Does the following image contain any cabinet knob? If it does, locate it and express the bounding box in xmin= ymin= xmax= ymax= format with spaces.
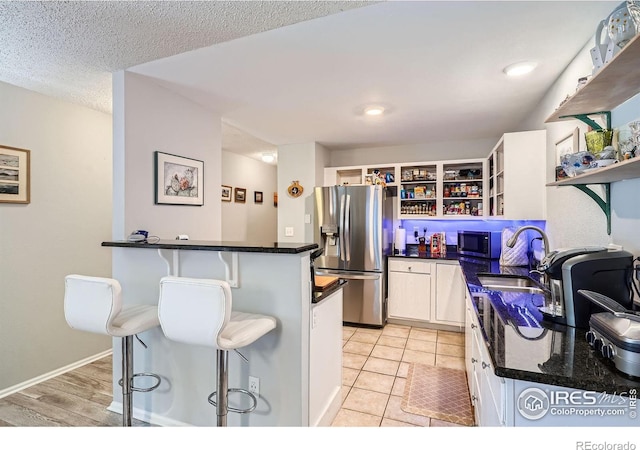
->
xmin=408 ymin=266 xmax=412 ymax=271
xmin=482 ymin=361 xmax=490 ymax=370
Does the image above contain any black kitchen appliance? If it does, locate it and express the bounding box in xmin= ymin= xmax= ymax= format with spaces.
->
xmin=457 ymin=230 xmax=502 ymax=259
xmin=537 ymin=248 xmax=633 ymax=328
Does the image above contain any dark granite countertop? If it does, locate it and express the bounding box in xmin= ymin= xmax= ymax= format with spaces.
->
xmin=388 ymin=245 xmax=461 ymax=261
xmin=312 ymin=279 xmax=348 ymax=304
xmin=458 ymin=256 xmax=640 ymax=394
xmin=102 ymin=239 xmax=318 ymax=254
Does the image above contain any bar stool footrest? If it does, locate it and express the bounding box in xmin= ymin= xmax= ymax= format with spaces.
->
xmin=118 ymin=372 xmax=162 ymax=392
xmin=208 ymin=388 xmax=257 ymax=414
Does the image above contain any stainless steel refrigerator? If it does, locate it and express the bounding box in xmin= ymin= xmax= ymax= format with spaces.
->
xmin=313 ymin=185 xmax=393 ymax=327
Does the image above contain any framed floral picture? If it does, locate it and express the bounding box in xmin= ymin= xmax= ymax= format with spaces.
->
xmin=154 ymin=151 xmax=204 ymax=206
xmin=234 ymin=187 xmax=246 ymax=203
xmin=0 ymin=145 xmax=30 ymax=204
xmin=221 ymin=185 xmax=232 ymax=202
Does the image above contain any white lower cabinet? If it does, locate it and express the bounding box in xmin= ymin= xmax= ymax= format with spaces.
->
xmin=388 ymin=259 xmax=431 ymax=321
xmin=433 ymin=261 xmax=465 ymax=327
xmin=388 ymin=258 xmax=464 ymax=328
xmin=309 ymin=289 xmax=343 ymax=426
xmin=465 ymin=290 xmax=513 ymax=426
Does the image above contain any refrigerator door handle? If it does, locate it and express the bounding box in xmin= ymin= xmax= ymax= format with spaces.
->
xmin=344 ymin=193 xmax=351 ymax=262
xmin=339 ymin=193 xmax=346 ymax=262
xmin=315 ymin=269 xmax=380 ymax=280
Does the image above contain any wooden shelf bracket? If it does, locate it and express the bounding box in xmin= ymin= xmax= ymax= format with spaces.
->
xmin=572 ymin=183 xmax=611 ymax=235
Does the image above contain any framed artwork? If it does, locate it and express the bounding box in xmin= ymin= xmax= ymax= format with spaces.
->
xmin=254 ymin=191 xmax=263 ymax=203
xmin=221 ymin=185 xmax=232 ymax=202
xmin=234 ymin=187 xmax=246 ymax=203
xmin=154 ymin=151 xmax=204 ymax=206
xmin=0 ymin=145 xmax=30 ymax=204
xmin=555 ymin=127 xmax=579 ymax=165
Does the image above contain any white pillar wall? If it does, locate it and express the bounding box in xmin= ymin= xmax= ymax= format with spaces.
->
xmin=277 ymin=142 xmax=329 ymax=243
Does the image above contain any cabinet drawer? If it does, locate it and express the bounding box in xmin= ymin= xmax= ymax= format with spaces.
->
xmin=388 ymin=259 xmax=431 ymax=274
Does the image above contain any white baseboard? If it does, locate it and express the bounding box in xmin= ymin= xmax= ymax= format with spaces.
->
xmin=0 ymin=349 xmax=112 ymax=399
xmin=312 ymin=386 xmax=342 ymax=427
xmin=108 ymin=401 xmax=195 ymax=427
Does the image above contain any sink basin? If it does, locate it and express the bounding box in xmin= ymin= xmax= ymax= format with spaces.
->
xmin=476 ymin=273 xmax=546 ymax=294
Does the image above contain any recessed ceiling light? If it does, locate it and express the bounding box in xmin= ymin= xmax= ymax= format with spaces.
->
xmin=364 ymin=106 xmax=385 ymax=116
xmin=261 ymin=152 xmax=275 ymax=163
xmin=503 ymin=61 xmax=537 ymax=77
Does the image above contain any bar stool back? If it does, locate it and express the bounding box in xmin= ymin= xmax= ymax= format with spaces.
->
xmin=158 ymin=276 xmax=276 ymax=426
xmin=64 ymin=274 xmax=161 ymax=426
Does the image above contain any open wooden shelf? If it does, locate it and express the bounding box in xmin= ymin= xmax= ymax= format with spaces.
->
xmin=547 ymin=157 xmax=640 ymax=186
xmin=545 ymin=33 xmax=640 ymax=123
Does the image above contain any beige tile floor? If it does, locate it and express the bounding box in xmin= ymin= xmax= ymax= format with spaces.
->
xmin=331 ymin=323 xmax=468 ymax=427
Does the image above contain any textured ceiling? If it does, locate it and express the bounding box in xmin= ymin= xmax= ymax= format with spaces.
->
xmin=0 ymin=0 xmax=374 ymax=113
xmin=132 ymin=1 xmax=620 ymax=150
xmin=0 ymin=0 xmax=623 ymax=159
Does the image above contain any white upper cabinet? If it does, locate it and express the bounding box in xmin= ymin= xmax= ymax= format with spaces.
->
xmin=486 ymin=130 xmax=546 ymax=220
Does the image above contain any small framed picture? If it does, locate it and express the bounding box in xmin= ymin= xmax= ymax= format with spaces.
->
xmin=221 ymin=185 xmax=232 ymax=202
xmin=556 ymin=127 xmax=579 ymax=165
xmin=254 ymin=191 xmax=263 ymax=203
xmin=234 ymin=187 xmax=246 ymax=203
xmin=0 ymin=145 xmax=30 ymax=204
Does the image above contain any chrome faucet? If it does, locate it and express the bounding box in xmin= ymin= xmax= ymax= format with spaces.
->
xmin=506 ymin=225 xmax=549 ymax=259
xmin=506 ymin=225 xmax=550 ymax=285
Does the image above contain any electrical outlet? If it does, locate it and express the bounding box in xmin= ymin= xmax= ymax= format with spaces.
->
xmin=285 ymin=227 xmax=294 ymax=237
xmin=249 ymin=376 xmax=260 ymax=397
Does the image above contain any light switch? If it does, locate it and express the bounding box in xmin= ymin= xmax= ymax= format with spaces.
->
xmin=304 ymin=214 xmax=311 ymax=224
xmin=285 ymin=227 xmax=294 ymax=237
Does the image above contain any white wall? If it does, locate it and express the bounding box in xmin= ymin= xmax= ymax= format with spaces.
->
xmin=518 ymin=37 xmax=640 ymax=256
xmin=221 ymin=151 xmax=277 ymax=242
xmin=0 ymin=81 xmax=112 ymax=392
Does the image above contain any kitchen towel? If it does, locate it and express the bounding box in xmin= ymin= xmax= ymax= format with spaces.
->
xmin=500 ymin=227 xmax=529 ymax=266
xmin=394 ymin=227 xmax=406 ymax=254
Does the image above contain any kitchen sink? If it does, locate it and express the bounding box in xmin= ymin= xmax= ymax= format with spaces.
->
xmin=476 ymin=273 xmax=546 ymax=294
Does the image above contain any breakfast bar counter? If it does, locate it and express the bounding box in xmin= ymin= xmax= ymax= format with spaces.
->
xmin=102 ymin=239 xmax=343 ymax=427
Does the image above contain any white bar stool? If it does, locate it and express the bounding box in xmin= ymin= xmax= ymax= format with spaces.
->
xmin=158 ymin=276 xmax=276 ymax=427
xmin=63 ymin=274 xmax=161 ymax=426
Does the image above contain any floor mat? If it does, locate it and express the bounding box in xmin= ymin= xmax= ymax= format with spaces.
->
xmin=401 ymin=363 xmax=474 ymax=426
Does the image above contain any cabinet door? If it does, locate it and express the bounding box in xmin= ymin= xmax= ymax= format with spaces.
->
xmin=502 ymin=130 xmax=546 ymax=220
xmin=434 ymin=263 xmax=465 ymax=325
xmin=388 ymin=271 xmax=430 ymax=321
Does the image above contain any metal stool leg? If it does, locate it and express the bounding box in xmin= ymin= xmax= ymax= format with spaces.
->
xmin=121 ymin=335 xmax=133 ymax=426
xmin=208 ymin=349 xmax=257 ymax=426
xmin=217 ymin=349 xmax=229 ymax=427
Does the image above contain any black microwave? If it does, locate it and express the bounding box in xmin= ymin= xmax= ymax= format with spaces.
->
xmin=457 ymin=230 xmax=502 ymax=259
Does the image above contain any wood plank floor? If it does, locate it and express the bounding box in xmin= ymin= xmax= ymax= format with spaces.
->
xmin=0 ymin=355 xmax=151 ymax=427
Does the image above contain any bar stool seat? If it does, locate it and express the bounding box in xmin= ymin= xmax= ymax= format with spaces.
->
xmin=64 ymin=274 xmax=161 ymax=426
xmin=158 ymin=276 xmax=276 ymax=427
